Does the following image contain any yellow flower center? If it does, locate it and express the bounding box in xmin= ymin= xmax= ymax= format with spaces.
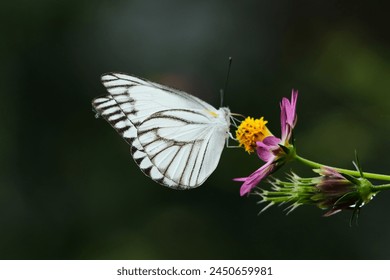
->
xmin=235 ymin=116 xmax=273 ymax=153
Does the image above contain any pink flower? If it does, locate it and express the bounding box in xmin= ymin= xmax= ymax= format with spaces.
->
xmin=235 ymin=90 xmax=299 ymax=196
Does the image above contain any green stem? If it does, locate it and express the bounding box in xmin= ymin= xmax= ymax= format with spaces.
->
xmin=295 ymin=155 xmax=390 ymax=181
xmin=372 ymin=184 xmax=390 ymax=192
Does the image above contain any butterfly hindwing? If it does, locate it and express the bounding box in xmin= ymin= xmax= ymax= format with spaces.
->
xmin=137 ymin=108 xmax=227 ymax=187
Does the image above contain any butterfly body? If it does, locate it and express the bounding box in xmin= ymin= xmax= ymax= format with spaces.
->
xmin=92 ymin=73 xmax=230 ymax=189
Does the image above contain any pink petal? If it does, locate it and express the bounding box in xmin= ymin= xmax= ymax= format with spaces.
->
xmin=263 ymin=136 xmax=281 ymax=146
xmin=256 ymin=136 xmax=280 ymax=162
xmin=280 ymin=89 xmax=298 ymax=142
xmin=284 ymin=89 xmax=298 ymax=127
xmin=239 ymin=161 xmax=275 ymax=196
xmin=233 ymin=177 xmax=247 ymax=182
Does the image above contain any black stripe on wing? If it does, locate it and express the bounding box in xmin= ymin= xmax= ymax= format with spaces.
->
xmin=92 ymin=95 xmax=136 ymax=145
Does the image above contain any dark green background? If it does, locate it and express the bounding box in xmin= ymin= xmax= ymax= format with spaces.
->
xmin=1 ymin=0 xmax=390 ymax=259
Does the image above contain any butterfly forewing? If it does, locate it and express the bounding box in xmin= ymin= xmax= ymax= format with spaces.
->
xmin=92 ymin=72 xmax=230 ymax=189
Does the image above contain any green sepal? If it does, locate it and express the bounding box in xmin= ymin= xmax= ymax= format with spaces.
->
xmin=353 ymin=150 xmax=365 ymax=178
xmin=278 ymin=144 xmax=290 ymax=155
xmin=342 ymin=173 xmax=361 ymax=186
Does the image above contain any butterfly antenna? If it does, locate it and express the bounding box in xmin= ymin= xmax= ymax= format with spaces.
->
xmin=220 ymin=56 xmax=233 ymax=107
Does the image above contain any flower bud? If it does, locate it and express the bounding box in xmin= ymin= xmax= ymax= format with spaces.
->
xmin=257 ymin=167 xmax=376 ymax=217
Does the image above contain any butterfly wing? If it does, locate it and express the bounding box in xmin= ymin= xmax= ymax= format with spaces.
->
xmin=92 ymin=72 xmax=230 ymax=189
xmin=92 ymin=95 xmax=179 ymax=188
xmin=101 ymin=73 xmax=216 ymax=123
xmin=136 ymin=108 xmax=229 ymax=188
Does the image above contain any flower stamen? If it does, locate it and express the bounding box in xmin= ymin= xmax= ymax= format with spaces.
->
xmin=235 ymin=117 xmax=273 ymax=153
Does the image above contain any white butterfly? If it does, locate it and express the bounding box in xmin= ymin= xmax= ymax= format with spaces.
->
xmin=92 ymin=72 xmax=232 ymax=190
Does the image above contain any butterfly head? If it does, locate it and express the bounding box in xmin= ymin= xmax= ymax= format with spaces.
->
xmin=214 ymin=107 xmax=231 ymax=130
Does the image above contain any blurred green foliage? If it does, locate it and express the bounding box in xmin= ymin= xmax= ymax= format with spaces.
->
xmin=1 ymin=0 xmax=390 ymax=259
